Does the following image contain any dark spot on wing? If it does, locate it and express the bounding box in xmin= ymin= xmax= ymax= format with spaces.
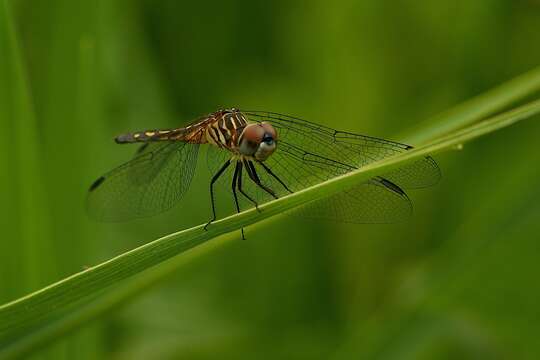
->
xmin=377 ymin=177 xmax=407 ymax=196
xmin=89 ymin=176 xmax=105 ymax=192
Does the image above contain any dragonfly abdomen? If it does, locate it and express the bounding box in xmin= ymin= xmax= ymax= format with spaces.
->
xmin=115 ymin=129 xmax=183 ymax=144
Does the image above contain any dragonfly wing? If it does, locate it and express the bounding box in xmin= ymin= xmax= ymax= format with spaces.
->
xmin=87 ymin=141 xmax=200 ymax=221
xmin=264 ymin=144 xmax=413 ymax=223
xmin=239 ymin=111 xmax=440 ymax=223
xmin=243 ymin=111 xmax=441 ymax=188
xmin=296 ymin=179 xmax=412 ymax=223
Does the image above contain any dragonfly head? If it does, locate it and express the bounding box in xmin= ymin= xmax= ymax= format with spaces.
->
xmin=239 ymin=122 xmax=278 ymax=161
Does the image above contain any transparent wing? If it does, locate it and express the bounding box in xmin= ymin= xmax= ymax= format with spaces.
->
xmin=229 ymin=110 xmax=441 ymax=223
xmin=87 ymin=141 xmax=200 ymax=221
xmin=266 ymin=145 xmax=414 ymax=223
xmin=243 ymin=111 xmax=441 ymax=188
xmin=295 ymin=180 xmax=412 ymax=223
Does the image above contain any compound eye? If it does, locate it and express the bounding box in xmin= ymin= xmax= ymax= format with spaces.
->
xmin=242 ymin=124 xmax=264 ymax=143
xmin=239 ymin=124 xmax=265 ymax=155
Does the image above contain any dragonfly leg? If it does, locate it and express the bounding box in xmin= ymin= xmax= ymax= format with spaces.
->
xmin=204 ymin=159 xmax=231 ymax=231
xmin=237 ymin=161 xmax=261 ymax=212
xmin=231 ymin=162 xmax=246 ymax=240
xmin=135 ymin=143 xmax=149 ymax=155
xmin=258 ymin=161 xmax=293 ymax=194
xmin=244 ymin=160 xmax=278 ymax=199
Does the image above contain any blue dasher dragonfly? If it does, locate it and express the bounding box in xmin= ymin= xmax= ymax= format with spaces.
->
xmin=87 ymin=108 xmax=440 ymax=238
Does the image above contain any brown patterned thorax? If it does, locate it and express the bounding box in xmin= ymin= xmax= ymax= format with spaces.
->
xmin=114 ymin=109 xmax=248 ymax=152
xmin=201 ymin=109 xmax=248 ymax=149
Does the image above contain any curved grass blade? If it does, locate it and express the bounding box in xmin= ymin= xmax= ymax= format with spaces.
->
xmin=403 ymin=65 xmax=540 ymax=144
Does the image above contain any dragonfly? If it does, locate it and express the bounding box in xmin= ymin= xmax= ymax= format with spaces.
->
xmin=87 ymin=108 xmax=440 ymax=238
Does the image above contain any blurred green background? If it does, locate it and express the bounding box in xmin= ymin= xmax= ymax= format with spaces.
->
xmin=2 ymin=0 xmax=540 ymax=359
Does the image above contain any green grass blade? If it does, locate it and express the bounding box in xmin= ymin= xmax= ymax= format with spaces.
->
xmin=1 ymin=97 xmax=539 ymax=359
xmin=0 ymin=0 xmax=52 ymax=298
xmin=403 ymin=65 xmax=540 ymax=144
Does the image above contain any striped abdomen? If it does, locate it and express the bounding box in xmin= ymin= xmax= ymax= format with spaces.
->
xmin=115 ymin=122 xmax=209 ymax=144
xmin=115 ymin=129 xmax=186 ymax=144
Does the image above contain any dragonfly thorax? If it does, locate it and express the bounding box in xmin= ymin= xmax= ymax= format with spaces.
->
xmin=238 ymin=122 xmax=278 ymax=161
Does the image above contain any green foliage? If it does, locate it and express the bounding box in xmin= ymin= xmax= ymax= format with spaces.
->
xmin=1 ymin=0 xmax=540 ymax=359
